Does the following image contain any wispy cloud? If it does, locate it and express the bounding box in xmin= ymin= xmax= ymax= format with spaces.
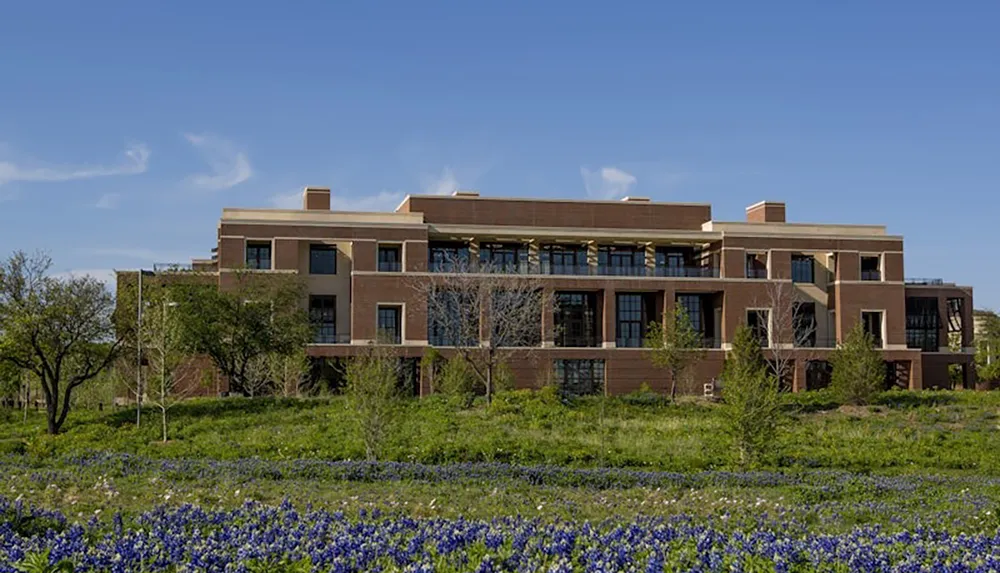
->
xmin=270 ymin=188 xmax=405 ymax=212
xmin=0 ymin=143 xmax=149 ymax=187
xmin=580 ymin=166 xmax=637 ymax=200
xmin=184 ymin=133 xmax=252 ymax=190
xmin=95 ymin=193 xmax=120 ymax=209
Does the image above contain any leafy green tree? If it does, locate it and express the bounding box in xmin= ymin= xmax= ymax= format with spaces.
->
xmin=170 ymin=270 xmax=311 ymax=397
xmin=721 ymin=324 xmax=782 ymax=468
xmin=438 ymin=356 xmax=477 ymax=407
xmin=0 ymin=251 xmax=121 ymax=434
xmin=344 ymin=343 xmax=401 ymax=461
xmin=829 ymin=323 xmax=885 ymax=405
xmin=975 ymin=310 xmax=1000 ymax=383
xmin=644 ymin=305 xmax=705 ymax=401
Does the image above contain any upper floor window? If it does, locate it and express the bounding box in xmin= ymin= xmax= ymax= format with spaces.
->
xmin=746 ymin=253 xmax=768 ymax=279
xmin=793 ymin=302 xmax=817 ymax=347
xmin=554 ymin=292 xmax=598 ymax=347
xmin=309 ymin=244 xmax=337 ymax=275
xmin=378 ymin=245 xmax=402 ymax=272
xmin=597 ymin=246 xmax=646 ymax=276
xmin=246 ymin=241 xmax=272 ymax=270
xmin=540 ymin=245 xmax=589 ymax=275
xmin=906 ymin=297 xmax=939 ymax=351
xmin=862 ymin=310 xmax=884 ymax=348
xmin=377 ymin=305 xmax=402 ymax=344
xmin=429 ymin=242 xmax=470 ymax=272
xmin=860 ymin=255 xmax=881 ymax=281
xmin=791 ymin=254 xmax=814 ymax=283
xmin=616 ymin=293 xmax=654 ymax=348
xmin=479 ymin=242 xmax=529 ymax=273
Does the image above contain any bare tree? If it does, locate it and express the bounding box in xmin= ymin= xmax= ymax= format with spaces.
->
xmin=269 ymin=350 xmax=309 ymax=398
xmin=242 ymin=354 xmax=276 ymax=398
xmin=345 ymin=342 xmax=401 ymax=461
xmin=413 ymin=256 xmax=547 ymax=406
xmin=141 ymin=294 xmax=200 ymax=442
xmin=754 ymin=278 xmax=818 ymax=391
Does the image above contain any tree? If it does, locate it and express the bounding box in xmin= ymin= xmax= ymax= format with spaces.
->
xmin=414 ymin=258 xmax=547 ymax=406
xmin=269 ymin=350 xmax=309 ymax=398
xmin=170 ymin=270 xmax=311 ymax=397
xmin=437 ymin=355 xmax=477 ymax=407
xmin=643 ymin=304 xmax=704 ymax=401
xmin=975 ymin=310 xmax=1000 ymax=383
xmin=829 ymin=323 xmax=884 ymax=405
xmin=344 ymin=343 xmax=401 ymax=461
xmin=141 ymin=292 xmax=199 ymax=442
xmin=753 ymin=277 xmax=818 ymax=391
xmin=721 ymin=324 xmax=783 ymax=468
xmin=0 ymin=251 xmax=122 ymax=434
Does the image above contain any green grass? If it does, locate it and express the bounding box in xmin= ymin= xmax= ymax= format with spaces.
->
xmin=1 ymin=388 xmax=999 ymax=474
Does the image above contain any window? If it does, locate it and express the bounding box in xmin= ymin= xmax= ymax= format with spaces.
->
xmin=429 ymin=242 xmax=470 ymax=272
xmin=746 ymin=253 xmax=768 ymax=279
xmin=554 ymin=292 xmax=598 ymax=347
xmin=805 ymin=360 xmax=833 ymax=391
xmin=791 ymin=255 xmax=814 ymax=283
xmin=309 ymin=295 xmax=336 ymax=343
xmin=540 ymin=245 xmax=589 ymax=275
xmin=309 ymin=244 xmax=336 ymax=274
xmin=862 ymin=311 xmax=884 ymax=348
xmin=246 ymin=242 xmax=272 ymax=270
xmin=793 ymin=302 xmax=817 ymax=347
xmin=480 ymin=243 xmax=529 ymax=273
xmin=884 ymin=361 xmax=910 ymax=390
xmin=377 ymin=305 xmax=402 ymax=344
xmin=378 ymin=245 xmax=402 ymax=272
xmin=676 ymin=294 xmax=705 ymax=341
xmin=906 ymin=297 xmax=940 ymax=351
xmin=597 ymin=246 xmax=646 ymax=276
xmin=490 ymin=289 xmax=542 ymax=347
xmin=553 ymin=359 xmax=605 ymax=396
xmin=861 ymin=256 xmax=881 ymax=281
xmin=428 ymin=290 xmax=476 ymax=346
xmin=946 ymin=297 xmax=964 ymax=334
xmin=616 ymin=293 xmax=653 ymax=348
xmin=747 ymin=309 xmax=770 ymax=347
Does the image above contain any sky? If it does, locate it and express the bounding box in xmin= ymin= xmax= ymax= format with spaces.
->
xmin=0 ymin=1 xmax=997 ymax=305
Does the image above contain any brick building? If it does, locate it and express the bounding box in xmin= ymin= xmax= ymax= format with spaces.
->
xmin=118 ymin=187 xmax=976 ymax=395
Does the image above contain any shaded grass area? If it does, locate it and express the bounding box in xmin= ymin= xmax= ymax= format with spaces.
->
xmin=0 ymin=388 xmax=998 ymax=473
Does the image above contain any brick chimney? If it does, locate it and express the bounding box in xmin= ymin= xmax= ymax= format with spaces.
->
xmin=746 ymin=201 xmax=786 ymax=223
xmin=303 ymin=187 xmax=331 ymax=210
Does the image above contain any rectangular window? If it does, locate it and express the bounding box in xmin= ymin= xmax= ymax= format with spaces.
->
xmin=553 ymin=359 xmax=605 ymax=396
xmin=309 ymin=295 xmax=337 ymax=343
xmin=861 ymin=255 xmax=881 ymax=281
xmin=747 ymin=309 xmax=770 ymax=347
xmin=793 ymin=302 xmax=817 ymax=347
xmin=540 ymin=245 xmax=589 ymax=275
xmin=309 ymin=244 xmax=337 ymax=275
xmin=746 ymin=253 xmax=767 ymax=279
xmin=676 ymin=294 xmax=705 ymax=341
xmin=479 ymin=242 xmax=529 ymax=273
xmin=616 ymin=293 xmax=653 ymax=348
xmin=429 ymin=242 xmax=470 ymax=272
xmin=805 ymin=360 xmax=833 ymax=391
xmin=554 ymin=292 xmax=598 ymax=347
xmin=862 ymin=311 xmax=884 ymax=348
xmin=791 ymin=255 xmax=814 ymax=283
xmin=377 ymin=305 xmax=402 ymax=344
xmin=378 ymin=245 xmax=402 ymax=272
xmin=597 ymin=246 xmax=646 ymax=276
xmin=246 ymin=242 xmax=272 ymax=270
xmin=906 ymin=297 xmax=940 ymax=351
xmin=490 ymin=289 xmax=542 ymax=347
xmin=428 ymin=290 xmax=477 ymax=346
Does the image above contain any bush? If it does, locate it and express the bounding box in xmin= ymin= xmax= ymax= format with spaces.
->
xmin=437 ymin=357 xmax=477 ymax=407
xmin=0 ymin=439 xmax=26 ymax=456
xmin=721 ymin=325 xmax=783 ymax=468
xmin=830 ymin=324 xmax=884 ymax=406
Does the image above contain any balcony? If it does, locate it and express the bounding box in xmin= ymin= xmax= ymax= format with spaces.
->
xmin=311 ymin=333 xmax=351 ymax=344
xmin=745 ymin=268 xmax=768 ymax=279
xmin=861 ymin=270 xmax=882 ymax=281
xmin=652 ymin=266 xmax=720 ymax=278
xmin=597 ymin=265 xmax=648 ymax=277
xmin=378 ymin=260 xmax=402 ymax=273
xmin=906 ymin=278 xmax=946 ymax=286
xmin=540 ymin=263 xmax=591 ymax=276
xmin=153 ymin=262 xmax=194 ymax=273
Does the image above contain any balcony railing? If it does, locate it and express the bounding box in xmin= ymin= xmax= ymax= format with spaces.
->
xmin=746 ymin=268 xmax=768 ymax=279
xmin=597 ymin=265 xmax=648 ymax=277
xmin=652 ymin=266 xmax=720 ymax=278
xmin=312 ymin=332 xmax=350 ymax=344
xmin=555 ymin=336 xmax=601 ymax=348
xmin=906 ymin=278 xmax=945 ymax=285
xmin=153 ymin=262 xmax=194 ymax=273
xmin=378 ymin=261 xmax=402 ymax=272
xmin=540 ymin=263 xmax=592 ymax=276
xmin=861 ymin=270 xmax=882 ymax=281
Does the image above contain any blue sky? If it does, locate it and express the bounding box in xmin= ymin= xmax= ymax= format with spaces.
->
xmin=0 ymin=2 xmax=997 ymax=306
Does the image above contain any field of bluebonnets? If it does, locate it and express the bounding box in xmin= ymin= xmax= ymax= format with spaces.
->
xmin=3 ymin=389 xmax=1000 ymax=571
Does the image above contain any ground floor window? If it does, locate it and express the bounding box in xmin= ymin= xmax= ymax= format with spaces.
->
xmin=553 ymin=359 xmax=605 ymax=396
xmin=805 ymin=360 xmax=833 ymax=391
xmin=884 ymin=360 xmax=910 ymax=390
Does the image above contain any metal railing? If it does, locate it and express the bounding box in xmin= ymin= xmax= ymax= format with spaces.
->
xmin=746 ymin=268 xmax=768 ymax=279
xmin=861 ymin=270 xmax=882 ymax=281
xmin=378 ymin=261 xmax=403 ymax=272
xmin=652 ymin=266 xmax=720 ymax=278
xmin=540 ymin=263 xmax=592 ymax=276
xmin=597 ymin=265 xmax=648 ymax=277
xmin=312 ymin=332 xmax=351 ymax=344
xmin=153 ymin=262 xmax=194 ymax=272
xmin=905 ymin=278 xmax=946 ymax=285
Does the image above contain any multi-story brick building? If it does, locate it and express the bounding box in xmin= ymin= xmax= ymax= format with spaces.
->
xmin=119 ymin=187 xmax=976 ymax=395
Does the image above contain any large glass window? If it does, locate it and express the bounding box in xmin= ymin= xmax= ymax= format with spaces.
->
xmin=377 ymin=305 xmax=402 ymax=344
xmin=490 ymin=289 xmax=542 ymax=347
xmin=861 ymin=256 xmax=881 ymax=281
xmin=429 ymin=242 xmax=470 ymax=272
xmin=309 ymin=295 xmax=336 ymax=343
xmin=553 ymin=359 xmax=605 ymax=396
xmin=479 ymin=243 xmax=529 ymax=273
xmin=428 ymin=290 xmax=477 ymax=346
xmin=906 ymin=297 xmax=940 ymax=351
xmin=805 ymin=360 xmax=833 ymax=391
xmin=540 ymin=245 xmax=589 ymax=275
xmin=793 ymin=302 xmax=817 ymax=347
xmin=597 ymin=246 xmax=646 ymax=276
xmin=745 ymin=253 xmax=768 ymax=279
xmin=377 ymin=245 xmax=401 ymax=272
xmin=791 ymin=255 xmax=814 ymax=283
xmin=554 ymin=292 xmax=598 ymax=347
xmin=616 ymin=293 xmax=652 ymax=348
xmin=309 ymin=244 xmax=337 ymax=274
xmin=676 ymin=294 xmax=704 ymax=336
xmin=747 ymin=309 xmax=770 ymax=347
xmin=246 ymin=242 xmax=272 ymax=270
xmin=862 ymin=311 xmax=884 ymax=348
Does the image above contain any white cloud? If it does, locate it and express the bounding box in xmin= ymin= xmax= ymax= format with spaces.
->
xmin=184 ymin=133 xmax=252 ymax=190
xmin=421 ymin=167 xmax=460 ymax=195
xmin=270 ymin=189 xmax=302 ymax=210
xmin=270 ymin=188 xmax=405 ymax=212
xmin=95 ymin=193 xmax=120 ymax=209
xmin=0 ymin=143 xmax=149 ymax=187
xmin=580 ymin=166 xmax=637 ymax=200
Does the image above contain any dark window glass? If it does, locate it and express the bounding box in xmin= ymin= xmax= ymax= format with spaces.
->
xmin=616 ymin=293 xmax=649 ymax=348
xmin=309 ymin=244 xmax=337 ymax=274
xmin=480 ymin=243 xmax=529 ymax=273
xmin=429 ymin=242 xmax=470 ymax=272
xmin=791 ymin=255 xmax=814 ymax=283
xmin=553 ymin=359 xmax=605 ymax=396
xmin=377 ymin=306 xmax=402 ymax=344
xmin=805 ymin=360 xmax=833 ymax=391
xmin=378 ymin=245 xmax=402 ymax=272
xmin=597 ymin=246 xmax=646 ymax=276
xmin=428 ymin=290 xmax=477 ymax=346
xmin=861 ymin=256 xmax=881 ymax=281
xmin=246 ymin=242 xmax=272 ymax=270
xmin=793 ymin=302 xmax=817 ymax=347
xmin=906 ymin=297 xmax=940 ymax=351
xmin=862 ymin=311 xmax=883 ymax=348
xmin=946 ymin=297 xmax=964 ymax=334
xmin=745 ymin=254 xmax=767 ymax=279
xmin=747 ymin=309 xmax=770 ymax=347
xmin=554 ymin=292 xmax=598 ymax=347
xmin=309 ymin=295 xmax=337 ymax=343
xmin=540 ymin=245 xmax=589 ymax=275
xmin=676 ymin=295 xmax=704 ymax=337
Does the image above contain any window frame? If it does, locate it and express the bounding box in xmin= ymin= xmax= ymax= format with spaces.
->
xmin=791 ymin=254 xmax=815 ymax=283
xmin=540 ymin=244 xmax=589 ymax=275
xmin=861 ymin=310 xmax=885 ymax=348
xmin=308 ymin=243 xmax=337 ymax=275
xmin=597 ymin=245 xmax=646 ymax=276
xmin=615 ymin=293 xmax=651 ymax=348
xmin=746 ymin=308 xmax=771 ymax=347
xmin=377 ymin=244 xmax=403 ymax=273
xmin=860 ymin=254 xmax=882 ymax=282
xmin=553 ymin=359 xmax=605 ymax=396
xmin=906 ymin=297 xmax=940 ymax=351
xmin=376 ymin=304 xmax=404 ymax=345
xmin=309 ymin=295 xmax=337 ymax=343
xmin=245 ymin=240 xmax=273 ymax=270
xmin=554 ymin=291 xmax=599 ymax=347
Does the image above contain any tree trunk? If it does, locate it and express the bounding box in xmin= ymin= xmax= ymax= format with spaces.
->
xmin=669 ymin=368 xmax=678 ymax=402
xmin=485 ymin=366 xmax=493 ymax=406
xmin=161 ymin=408 xmax=168 ymax=442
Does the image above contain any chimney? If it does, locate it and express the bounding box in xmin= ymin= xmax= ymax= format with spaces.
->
xmin=746 ymin=201 xmax=786 ymax=223
xmin=452 ymin=189 xmax=480 ymax=197
xmin=303 ymin=187 xmax=331 ymax=210
xmin=621 ymin=196 xmax=650 ymax=202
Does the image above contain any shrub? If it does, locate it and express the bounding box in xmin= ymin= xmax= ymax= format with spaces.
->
xmin=721 ymin=324 xmax=783 ymax=468
xmin=437 ymin=357 xmax=477 ymax=407
xmin=830 ymin=324 xmax=884 ymax=406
